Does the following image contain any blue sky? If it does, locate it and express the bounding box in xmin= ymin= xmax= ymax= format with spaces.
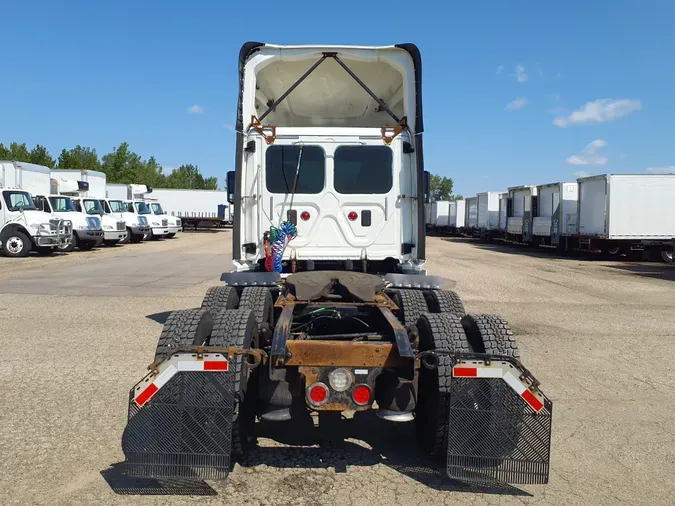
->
xmin=1 ymin=0 xmax=673 ymax=195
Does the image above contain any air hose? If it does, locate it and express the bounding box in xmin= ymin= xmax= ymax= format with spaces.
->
xmin=264 ymin=221 xmax=298 ymax=272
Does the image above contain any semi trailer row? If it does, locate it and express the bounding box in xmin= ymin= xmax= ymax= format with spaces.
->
xmin=426 ymin=174 xmax=675 ymax=262
xmin=119 ymin=42 xmax=553 ymax=493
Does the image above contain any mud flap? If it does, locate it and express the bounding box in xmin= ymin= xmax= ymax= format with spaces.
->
xmin=121 ymin=353 xmax=235 ymax=480
xmin=446 ymin=356 xmax=552 ymax=485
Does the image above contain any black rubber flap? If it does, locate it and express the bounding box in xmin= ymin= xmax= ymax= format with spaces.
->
xmin=122 ymin=371 xmax=235 ymax=480
xmin=446 ymin=377 xmax=552 ymax=485
xmin=286 ymin=270 xmax=385 ymax=301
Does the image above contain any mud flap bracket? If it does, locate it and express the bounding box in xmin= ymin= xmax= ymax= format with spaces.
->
xmin=445 ymin=353 xmax=553 ymax=485
xmin=121 ymin=352 xmax=236 ymax=480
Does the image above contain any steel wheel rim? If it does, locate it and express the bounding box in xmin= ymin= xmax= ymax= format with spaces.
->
xmin=6 ymin=236 xmax=24 ymax=254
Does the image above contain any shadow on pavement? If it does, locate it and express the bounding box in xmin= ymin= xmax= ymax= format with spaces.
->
xmin=146 ymin=311 xmax=173 ymax=324
xmin=101 ymin=464 xmax=217 ymax=496
xmin=607 ymin=263 xmax=675 ymax=282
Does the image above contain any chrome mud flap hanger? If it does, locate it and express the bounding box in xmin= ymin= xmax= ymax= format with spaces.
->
xmin=247 ymin=52 xmax=408 ymax=145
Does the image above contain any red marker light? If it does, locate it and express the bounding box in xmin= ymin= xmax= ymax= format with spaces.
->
xmin=301 ymin=211 xmax=310 ymax=221
xmin=307 ymin=382 xmax=328 ymax=406
xmin=352 ymin=385 xmax=371 ymax=405
xmin=348 ymin=211 xmax=358 ymax=221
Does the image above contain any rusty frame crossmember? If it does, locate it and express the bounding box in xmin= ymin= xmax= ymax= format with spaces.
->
xmin=247 ymin=52 xmax=408 ymax=145
xmin=268 ymin=292 xmax=415 ymax=381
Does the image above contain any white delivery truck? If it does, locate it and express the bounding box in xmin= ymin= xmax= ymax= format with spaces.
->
xmin=449 ymin=199 xmax=466 ymax=234
xmin=0 ymin=161 xmax=72 ymax=256
xmin=476 ymin=191 xmax=502 ymax=238
xmin=576 ymin=174 xmax=675 ymax=262
xmin=49 ymin=173 xmax=127 ymax=247
xmin=532 ymin=182 xmax=578 ymax=249
xmin=144 ymin=198 xmax=181 ymax=238
xmin=464 ymin=196 xmax=478 ymax=235
xmin=505 ymin=185 xmax=538 ymax=244
xmin=98 ymin=197 xmax=150 ymax=243
xmin=106 ymin=184 xmax=181 ymax=237
xmin=147 ymin=188 xmax=230 ymax=229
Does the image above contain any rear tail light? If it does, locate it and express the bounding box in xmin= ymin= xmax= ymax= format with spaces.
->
xmin=348 ymin=211 xmax=358 ymax=221
xmin=352 ymin=385 xmax=371 ymax=406
xmin=307 ymin=382 xmax=329 ymax=406
xmin=300 ymin=211 xmax=310 ymax=221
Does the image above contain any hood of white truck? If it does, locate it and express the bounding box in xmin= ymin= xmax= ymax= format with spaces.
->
xmin=100 ymin=214 xmax=125 ymax=228
xmin=52 ymin=212 xmax=95 ymax=230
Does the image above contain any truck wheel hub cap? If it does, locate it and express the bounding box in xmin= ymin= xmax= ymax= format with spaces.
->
xmin=7 ymin=236 xmax=23 ymax=254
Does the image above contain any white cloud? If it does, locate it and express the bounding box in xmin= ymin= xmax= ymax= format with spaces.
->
xmin=566 ymin=139 xmax=608 ymax=165
xmin=553 ymin=99 xmax=641 ymax=127
xmin=515 ymin=65 xmax=528 ymax=83
xmin=496 ymin=65 xmax=504 ymax=74
xmin=645 ymin=166 xmax=675 ymax=174
xmin=505 ymin=97 xmax=528 ymax=110
xmin=188 ymin=104 xmax=204 ymax=114
xmin=573 ymin=170 xmax=591 ymax=179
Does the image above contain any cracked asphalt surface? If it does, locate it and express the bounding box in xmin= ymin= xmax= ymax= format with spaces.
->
xmin=1 ymin=231 xmax=674 ymax=505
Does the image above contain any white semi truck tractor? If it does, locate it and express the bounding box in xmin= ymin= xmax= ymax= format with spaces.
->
xmin=0 ymin=161 xmax=72 ymax=257
xmin=119 ymin=44 xmax=553 ymax=490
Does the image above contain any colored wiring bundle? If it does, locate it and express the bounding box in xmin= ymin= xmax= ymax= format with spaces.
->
xmin=264 ymin=221 xmax=298 ymax=272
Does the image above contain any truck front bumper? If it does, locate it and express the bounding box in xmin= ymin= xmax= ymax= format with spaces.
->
xmin=151 ymin=227 xmax=170 ymax=237
xmin=104 ymin=230 xmax=128 ymax=241
xmin=35 ymin=221 xmax=72 ymax=247
xmin=75 ymin=229 xmax=104 ymax=241
xmin=130 ymin=226 xmax=151 ymax=235
xmin=168 ymin=225 xmax=181 ymax=234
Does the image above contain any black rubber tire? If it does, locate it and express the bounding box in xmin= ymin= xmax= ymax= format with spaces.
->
xmin=167 ymin=233 xmax=176 ymax=238
xmin=461 ymin=314 xmax=520 ymax=358
xmin=35 ymin=246 xmax=55 ymax=256
xmin=209 ymin=309 xmax=259 ymax=459
xmin=425 ymin=289 xmax=466 ymax=316
xmin=130 ymin=232 xmax=143 ymax=244
xmin=415 ymin=312 xmax=471 ymax=458
xmin=103 ymin=240 xmax=119 ymax=247
xmin=661 ymin=249 xmax=673 ymax=264
xmin=78 ymin=240 xmax=97 ymax=251
xmin=238 ymin=287 xmax=273 ymax=327
xmin=393 ymin=289 xmax=429 ymax=326
xmin=154 ymin=308 xmax=214 ymax=361
xmin=2 ymin=230 xmax=32 ymax=257
xmin=120 ymin=230 xmax=131 ymax=244
xmin=201 ymin=286 xmax=240 ymax=313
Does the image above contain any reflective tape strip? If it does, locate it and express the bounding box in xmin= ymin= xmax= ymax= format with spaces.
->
xmin=453 ymin=367 xmax=502 ymax=379
xmin=177 ymin=360 xmax=229 ymax=372
xmin=504 ymin=371 xmax=544 ymax=412
xmin=502 ymin=371 xmax=526 ymax=395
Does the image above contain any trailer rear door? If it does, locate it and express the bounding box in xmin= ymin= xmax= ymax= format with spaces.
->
xmin=578 ymin=177 xmax=607 ymax=237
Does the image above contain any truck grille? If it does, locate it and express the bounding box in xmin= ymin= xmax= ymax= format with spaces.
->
xmin=162 ymin=219 xmax=168 ymax=227
xmin=116 ymin=221 xmax=125 ymax=231
xmin=49 ymin=218 xmax=60 ymax=231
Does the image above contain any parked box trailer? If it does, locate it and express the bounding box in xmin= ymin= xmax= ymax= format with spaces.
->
xmin=532 ymin=182 xmax=578 ymax=246
xmin=476 ymin=191 xmax=502 ymax=233
xmin=577 ymin=174 xmax=675 ymax=262
xmin=450 ymin=199 xmax=466 ymax=231
xmin=498 ymin=192 xmax=508 ymax=232
xmin=506 ymin=185 xmax=538 ymax=242
xmin=465 ymin=196 xmax=478 ymax=232
xmin=430 ymin=201 xmax=450 ymax=227
xmin=148 ymin=188 xmax=231 ymax=228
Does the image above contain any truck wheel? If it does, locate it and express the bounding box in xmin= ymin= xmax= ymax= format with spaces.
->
xmin=392 ymin=289 xmax=429 ymax=326
xmin=120 ymin=230 xmax=131 ymax=244
xmin=2 ymin=231 xmax=32 ymax=257
xmin=415 ymin=312 xmax=471 ymax=458
xmin=209 ymin=309 xmax=259 ymax=459
xmin=103 ymin=240 xmax=119 ymax=247
xmin=130 ymin=233 xmax=143 ymax=244
xmin=238 ymin=287 xmax=273 ymax=327
xmin=167 ymin=233 xmax=176 ymax=239
xmin=154 ymin=308 xmax=214 ymax=361
xmin=201 ymin=286 xmax=240 ymax=313
xmin=35 ymin=246 xmax=55 ymax=256
xmin=78 ymin=240 xmax=96 ymax=251
xmin=425 ymin=289 xmax=466 ymax=316
xmin=460 ymin=314 xmax=519 ymax=358
xmin=661 ymin=249 xmax=673 ymax=263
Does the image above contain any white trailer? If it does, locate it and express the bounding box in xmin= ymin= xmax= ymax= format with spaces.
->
xmin=449 ymin=199 xmax=466 ymax=232
xmin=145 ymin=188 xmax=230 ymax=229
xmin=0 ymin=161 xmax=71 ymax=256
xmin=464 ymin=196 xmax=478 ymax=230
xmin=576 ymin=174 xmax=675 ymax=262
xmin=426 ymin=201 xmax=450 ymax=233
xmin=476 ymin=191 xmax=502 ymax=236
xmin=105 ymin=183 xmax=128 ymax=200
xmin=532 ymin=182 xmax=578 ymax=248
xmin=505 ymin=185 xmax=538 ymax=243
xmin=498 ymin=192 xmax=508 ymax=234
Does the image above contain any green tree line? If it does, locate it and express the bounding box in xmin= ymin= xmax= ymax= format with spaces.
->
xmin=429 ymin=174 xmax=462 ymax=201
xmin=0 ymin=141 xmax=219 ymax=190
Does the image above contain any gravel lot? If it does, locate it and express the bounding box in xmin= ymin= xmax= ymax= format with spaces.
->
xmin=1 ymin=231 xmax=674 ymax=506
